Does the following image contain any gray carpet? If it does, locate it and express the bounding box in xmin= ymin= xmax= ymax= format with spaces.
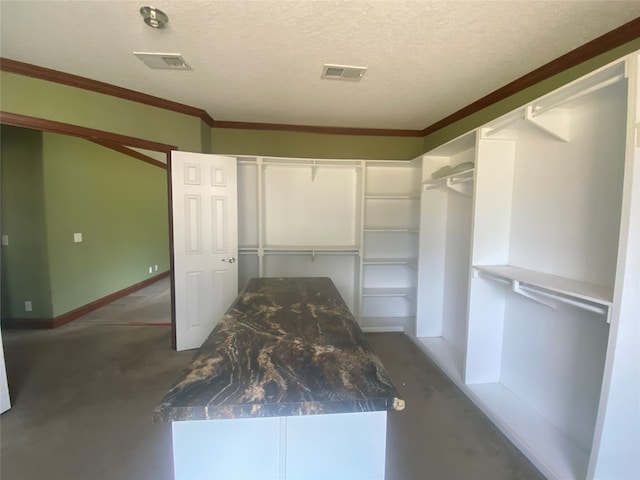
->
xmin=0 ymin=279 xmax=544 ymax=480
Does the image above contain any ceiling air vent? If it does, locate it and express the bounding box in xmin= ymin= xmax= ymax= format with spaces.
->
xmin=134 ymin=52 xmax=192 ymax=70
xmin=321 ymin=64 xmax=366 ymax=82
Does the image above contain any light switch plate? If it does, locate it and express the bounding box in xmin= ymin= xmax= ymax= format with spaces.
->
xmin=73 ymin=233 xmax=83 ymax=243
xmin=1 ymin=235 xmax=8 ymax=246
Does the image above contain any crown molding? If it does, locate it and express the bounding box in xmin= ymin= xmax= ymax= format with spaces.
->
xmin=0 ymin=111 xmax=177 ymax=152
xmin=211 ymin=120 xmax=423 ymax=137
xmin=421 ymin=16 xmax=640 ymax=136
xmin=89 ymin=139 xmax=168 ymax=169
xmin=0 ymin=57 xmax=215 ymax=127
xmin=2 ymin=16 xmax=639 ymax=139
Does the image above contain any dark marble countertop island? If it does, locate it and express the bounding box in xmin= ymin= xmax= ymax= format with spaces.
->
xmin=154 ymin=277 xmax=404 ymax=422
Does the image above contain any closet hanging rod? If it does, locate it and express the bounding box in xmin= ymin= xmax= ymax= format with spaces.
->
xmin=483 ymin=114 xmax=522 ymax=137
xmin=448 ymin=176 xmax=473 ymax=186
xmin=261 ymin=161 xmax=362 ymax=169
xmin=262 ymin=250 xmax=359 ymax=257
xmin=531 ymin=73 xmax=625 ymax=117
xmin=477 ymin=270 xmax=610 ymax=319
xmin=517 ymin=283 xmax=609 ymax=317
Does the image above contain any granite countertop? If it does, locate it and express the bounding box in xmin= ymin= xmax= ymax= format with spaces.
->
xmin=154 ymin=277 xmax=404 ymax=422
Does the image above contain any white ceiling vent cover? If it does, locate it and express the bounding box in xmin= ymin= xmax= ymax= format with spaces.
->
xmin=134 ymin=52 xmax=192 ymax=70
xmin=321 ymin=64 xmax=366 ymax=81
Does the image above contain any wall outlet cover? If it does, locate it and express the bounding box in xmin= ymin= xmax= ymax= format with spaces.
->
xmin=73 ymin=233 xmax=83 ymax=243
xmin=1 ymin=235 xmax=8 ymax=246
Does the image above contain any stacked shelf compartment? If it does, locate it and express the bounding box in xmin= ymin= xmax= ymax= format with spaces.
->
xmin=360 ymin=159 xmax=421 ymax=332
xmin=413 ymin=56 xmax=640 ymax=480
xmin=415 ymin=130 xmax=476 ymax=382
xmin=464 ymin=60 xmax=628 ymax=480
xmin=237 ymin=157 xmax=261 ymax=290
xmin=237 ymin=156 xmax=363 ymax=314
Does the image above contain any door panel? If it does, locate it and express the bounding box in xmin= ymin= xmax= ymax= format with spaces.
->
xmin=171 ymin=152 xmax=238 ymax=351
xmin=0 ymin=328 xmax=10 ymax=414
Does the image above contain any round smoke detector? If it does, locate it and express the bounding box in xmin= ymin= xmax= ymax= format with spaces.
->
xmin=140 ymin=6 xmax=168 ymax=29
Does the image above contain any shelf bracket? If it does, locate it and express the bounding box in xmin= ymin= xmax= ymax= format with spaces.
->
xmin=518 ymin=283 xmax=610 ymax=320
xmin=311 ymin=160 xmax=317 ymax=181
xmin=525 ymin=105 xmax=571 ymax=142
xmin=445 ymin=177 xmax=472 ymax=197
xmin=512 ymin=280 xmax=558 ymax=309
xmin=475 ymin=270 xmax=511 ymax=285
xmin=477 ymin=271 xmax=611 ymax=321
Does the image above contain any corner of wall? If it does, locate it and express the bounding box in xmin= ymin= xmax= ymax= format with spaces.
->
xmin=1 ymin=125 xmax=54 ymax=319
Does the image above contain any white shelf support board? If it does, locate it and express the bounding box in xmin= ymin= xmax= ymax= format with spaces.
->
xmin=512 ymin=280 xmax=558 ymax=310
xmin=474 ymin=266 xmax=612 ymax=322
xmin=532 ymin=70 xmax=626 ymax=116
xmin=467 ymin=383 xmax=590 ymax=480
xmin=525 ymin=105 xmax=571 ymax=142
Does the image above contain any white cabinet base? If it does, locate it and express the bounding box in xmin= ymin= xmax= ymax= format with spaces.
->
xmin=172 ymin=411 xmax=387 ymax=480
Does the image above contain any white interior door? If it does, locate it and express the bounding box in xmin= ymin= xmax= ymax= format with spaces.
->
xmin=0 ymin=328 xmax=11 ymax=414
xmin=171 ymin=152 xmax=238 ymax=351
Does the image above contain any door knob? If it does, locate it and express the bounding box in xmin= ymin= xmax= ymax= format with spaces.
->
xmin=222 ymin=257 xmax=236 ymax=263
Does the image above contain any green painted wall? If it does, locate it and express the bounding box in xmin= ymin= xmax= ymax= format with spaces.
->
xmin=0 ymin=71 xmax=206 ymax=153
xmin=0 ymin=126 xmax=53 ymax=318
xmin=422 ymin=39 xmax=640 ymax=151
xmin=41 ymin=133 xmax=170 ymax=317
xmin=0 ymin=127 xmax=169 ymax=320
xmin=211 ymin=128 xmax=424 ymax=160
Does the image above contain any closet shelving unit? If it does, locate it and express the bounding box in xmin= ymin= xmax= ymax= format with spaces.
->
xmin=237 ymin=155 xmax=423 ymax=328
xmin=414 ymin=53 xmax=640 ymax=480
xmin=237 ymin=156 xmax=362 ymax=314
xmin=359 ymin=159 xmax=422 ymax=332
xmin=416 ymin=130 xmax=476 ymax=381
xmin=423 ymin=167 xmax=475 ymax=197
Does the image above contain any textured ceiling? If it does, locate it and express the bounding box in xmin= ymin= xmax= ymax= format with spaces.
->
xmin=1 ymin=1 xmax=639 ymax=130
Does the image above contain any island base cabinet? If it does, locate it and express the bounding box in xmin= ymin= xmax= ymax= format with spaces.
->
xmin=172 ymin=411 xmax=387 ymax=480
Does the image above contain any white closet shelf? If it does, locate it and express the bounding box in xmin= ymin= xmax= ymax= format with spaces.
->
xmin=423 ymin=168 xmax=474 ymax=186
xmin=262 ymin=158 xmax=362 ymax=181
xmin=414 ymin=336 xmax=464 ymax=384
xmin=362 ymin=287 xmax=415 ymax=299
xmin=467 ymin=382 xmax=589 ymax=480
xmin=423 ymin=169 xmax=474 ymax=196
xmin=474 ymin=265 xmax=613 ymax=320
xmin=262 ymin=159 xmax=362 ymax=168
xmin=360 ymin=316 xmax=414 ymax=333
xmin=483 ymin=66 xmax=626 ymax=145
xmin=263 ymin=246 xmax=359 ymax=254
xmin=365 ymin=194 xmax=421 ymax=200
xmin=531 ymin=62 xmax=625 ymax=115
xmin=364 ymin=228 xmax=419 ymax=233
xmin=363 ymin=257 xmax=418 ymax=268
xmin=409 ymin=333 xmax=590 ymax=479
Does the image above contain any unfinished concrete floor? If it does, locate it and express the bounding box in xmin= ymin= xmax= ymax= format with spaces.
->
xmin=0 ymin=278 xmax=544 ymax=480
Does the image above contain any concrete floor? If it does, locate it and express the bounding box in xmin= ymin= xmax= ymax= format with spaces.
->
xmin=0 ymin=278 xmax=544 ymax=480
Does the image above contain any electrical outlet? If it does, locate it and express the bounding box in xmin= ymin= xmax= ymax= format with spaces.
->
xmin=148 ymin=266 xmax=153 ymax=274
xmin=154 ymin=265 xmax=158 ymax=271
xmin=25 ymin=301 xmax=32 ymax=312
xmin=73 ymin=233 xmax=83 ymax=243
xmin=1 ymin=235 xmax=8 ymax=246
